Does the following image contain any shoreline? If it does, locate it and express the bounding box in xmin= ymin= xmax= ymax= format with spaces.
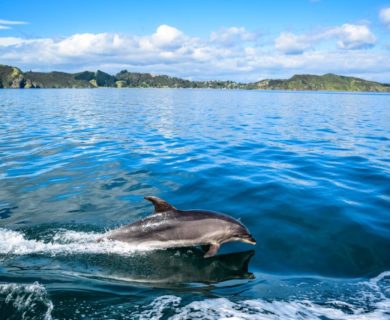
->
xmin=1 ymin=86 xmax=390 ymax=95
xmin=1 ymin=64 xmax=390 ymax=93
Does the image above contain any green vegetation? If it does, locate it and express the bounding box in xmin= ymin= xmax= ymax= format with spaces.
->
xmin=24 ymin=71 xmax=93 ymax=88
xmin=252 ymin=74 xmax=390 ymax=92
xmin=1 ymin=64 xmax=389 ymax=92
xmin=74 ymin=70 xmax=116 ymax=87
xmin=0 ymin=65 xmax=25 ymax=88
xmin=115 ymin=70 xmax=247 ymax=89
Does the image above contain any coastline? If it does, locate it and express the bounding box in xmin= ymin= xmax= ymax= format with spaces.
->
xmin=1 ymin=64 xmax=389 ymax=92
xmin=2 ymin=86 xmax=390 ymax=95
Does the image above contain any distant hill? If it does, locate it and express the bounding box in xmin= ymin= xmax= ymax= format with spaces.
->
xmin=114 ymin=70 xmax=246 ymax=89
xmin=1 ymin=64 xmax=389 ymax=92
xmin=251 ymin=74 xmax=390 ymax=92
xmin=24 ymin=71 xmax=94 ymax=88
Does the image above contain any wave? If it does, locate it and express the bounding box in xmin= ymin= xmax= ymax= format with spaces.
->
xmin=161 ymin=297 xmax=389 ymax=320
xmin=0 ymin=228 xmax=156 ymax=256
xmin=1 ymin=227 xmax=389 ymax=319
xmin=0 ymin=282 xmax=53 ymax=320
xmin=1 ymin=274 xmax=388 ymax=320
xmin=59 ymin=272 xmax=390 ymax=319
xmin=134 ymin=272 xmax=390 ymax=319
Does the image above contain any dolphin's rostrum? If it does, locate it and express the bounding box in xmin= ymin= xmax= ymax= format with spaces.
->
xmin=102 ymin=196 xmax=256 ymax=257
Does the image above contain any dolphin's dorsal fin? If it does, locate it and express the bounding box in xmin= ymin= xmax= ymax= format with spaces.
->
xmin=144 ymin=196 xmax=177 ymax=213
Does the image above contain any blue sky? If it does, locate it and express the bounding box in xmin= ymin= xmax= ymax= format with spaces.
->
xmin=1 ymin=0 xmax=390 ymax=81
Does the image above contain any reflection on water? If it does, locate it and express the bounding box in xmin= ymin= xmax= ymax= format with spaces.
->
xmin=71 ymin=249 xmax=255 ymax=285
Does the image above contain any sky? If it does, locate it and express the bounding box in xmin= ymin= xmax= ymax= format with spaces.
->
xmin=1 ymin=0 xmax=390 ymax=82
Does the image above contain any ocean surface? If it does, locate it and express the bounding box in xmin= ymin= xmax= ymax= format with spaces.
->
xmin=0 ymin=88 xmax=389 ymax=319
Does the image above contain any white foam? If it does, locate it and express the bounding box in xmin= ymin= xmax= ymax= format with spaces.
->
xmin=0 ymin=282 xmax=53 ymax=320
xmin=134 ymin=295 xmax=390 ymax=320
xmin=364 ymin=270 xmax=390 ymax=300
xmin=135 ymin=272 xmax=390 ymax=320
xmin=0 ymin=228 xmax=157 ymax=256
xmin=138 ymin=296 xmax=181 ymax=320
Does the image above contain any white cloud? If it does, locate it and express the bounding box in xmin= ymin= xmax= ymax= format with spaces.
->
xmin=275 ymin=33 xmax=311 ymax=55
xmin=275 ymin=23 xmax=376 ymax=54
xmin=139 ymin=25 xmax=185 ymax=51
xmin=379 ymin=7 xmax=390 ymax=28
xmin=0 ymin=37 xmax=26 ymax=46
xmin=0 ymin=18 xmax=28 ymax=30
xmin=0 ymin=24 xmax=388 ymax=82
xmin=331 ymin=24 xmax=376 ymax=49
xmin=0 ymin=19 xmax=28 ymax=25
xmin=0 ymin=26 xmax=205 ymax=68
xmin=152 ymin=24 xmax=183 ymax=46
xmin=56 ymin=33 xmax=130 ymax=56
xmin=210 ymin=27 xmax=256 ymax=46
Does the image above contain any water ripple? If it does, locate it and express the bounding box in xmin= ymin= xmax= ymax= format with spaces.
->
xmin=0 ymin=89 xmax=389 ymax=318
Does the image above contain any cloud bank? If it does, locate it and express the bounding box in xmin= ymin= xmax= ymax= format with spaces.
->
xmin=275 ymin=24 xmax=376 ymax=55
xmin=0 ymin=22 xmax=388 ymax=82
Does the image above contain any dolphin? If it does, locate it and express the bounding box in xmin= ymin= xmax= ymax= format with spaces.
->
xmin=102 ymin=196 xmax=256 ymax=257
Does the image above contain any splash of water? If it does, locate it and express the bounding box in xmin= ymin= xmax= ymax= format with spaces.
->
xmin=0 ymin=228 xmax=156 ymax=256
xmin=0 ymin=282 xmax=53 ymax=320
xmin=132 ymin=273 xmax=390 ymax=320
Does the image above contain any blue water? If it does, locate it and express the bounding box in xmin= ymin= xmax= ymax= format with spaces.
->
xmin=0 ymin=89 xmax=389 ymax=319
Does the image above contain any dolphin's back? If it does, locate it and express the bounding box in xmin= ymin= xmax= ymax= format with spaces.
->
xmin=105 ymin=209 xmax=240 ymax=245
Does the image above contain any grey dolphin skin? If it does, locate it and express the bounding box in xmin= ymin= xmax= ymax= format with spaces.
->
xmin=102 ymin=196 xmax=256 ymax=257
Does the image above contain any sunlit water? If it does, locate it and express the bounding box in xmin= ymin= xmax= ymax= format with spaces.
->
xmin=0 ymin=89 xmax=389 ymax=319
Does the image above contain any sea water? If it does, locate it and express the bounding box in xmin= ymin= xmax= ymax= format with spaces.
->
xmin=0 ymin=89 xmax=389 ymax=319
